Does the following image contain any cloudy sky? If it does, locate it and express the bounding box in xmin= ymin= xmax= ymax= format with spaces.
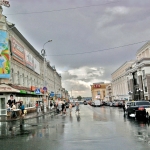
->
xmin=2 ymin=0 xmax=150 ymax=97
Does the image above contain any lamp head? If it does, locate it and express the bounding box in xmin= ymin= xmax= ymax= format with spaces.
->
xmin=48 ymin=40 xmax=52 ymax=42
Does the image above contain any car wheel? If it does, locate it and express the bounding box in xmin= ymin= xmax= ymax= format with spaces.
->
xmin=146 ymin=112 xmax=150 ymax=120
xmin=127 ymin=111 xmax=130 ymax=117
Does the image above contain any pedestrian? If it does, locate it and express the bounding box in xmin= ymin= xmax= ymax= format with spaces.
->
xmin=75 ymin=102 xmax=80 ymax=115
xmin=7 ymin=94 xmax=16 ymax=108
xmin=20 ymin=101 xmax=25 ymax=116
xmin=69 ymin=103 xmax=72 ymax=114
xmin=11 ymin=103 xmax=17 ymax=118
xmin=50 ymin=101 xmax=53 ymax=110
xmin=36 ymin=102 xmax=39 ymax=113
xmin=62 ymin=102 xmax=66 ymax=116
xmin=58 ymin=101 xmax=62 ymax=115
xmin=122 ymin=101 xmax=126 ymax=114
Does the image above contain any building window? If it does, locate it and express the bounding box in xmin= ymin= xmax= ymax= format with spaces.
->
xmin=22 ymin=73 xmax=24 ymax=86
xmin=142 ymin=70 xmax=145 ymax=78
xmin=143 ymin=79 xmax=147 ymax=92
xmin=17 ymin=71 xmax=20 ymax=85
xmin=97 ymin=91 xmax=100 ymax=95
xmin=27 ymin=76 xmax=28 ymax=87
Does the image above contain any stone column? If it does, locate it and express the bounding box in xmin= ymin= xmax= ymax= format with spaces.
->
xmin=146 ymin=75 xmax=150 ymax=100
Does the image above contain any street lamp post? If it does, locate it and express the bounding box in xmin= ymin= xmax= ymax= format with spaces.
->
xmin=41 ymin=40 xmax=52 ymax=113
xmin=128 ymin=91 xmax=133 ymax=101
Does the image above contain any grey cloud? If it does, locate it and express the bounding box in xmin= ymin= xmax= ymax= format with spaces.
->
xmin=3 ymin=0 xmax=150 ymax=96
xmin=61 ymin=72 xmax=78 ymax=80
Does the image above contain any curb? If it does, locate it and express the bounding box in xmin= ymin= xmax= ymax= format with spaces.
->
xmin=0 ymin=110 xmax=55 ymax=122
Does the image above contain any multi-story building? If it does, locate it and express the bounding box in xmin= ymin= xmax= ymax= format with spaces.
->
xmin=105 ymin=84 xmax=112 ymax=101
xmin=91 ymin=82 xmax=109 ymax=101
xmin=0 ymin=6 xmax=67 ymax=115
xmin=111 ymin=61 xmax=134 ymax=101
xmin=126 ymin=42 xmax=150 ymax=101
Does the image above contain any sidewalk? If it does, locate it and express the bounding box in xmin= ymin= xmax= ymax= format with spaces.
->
xmin=0 ymin=109 xmax=55 ymax=122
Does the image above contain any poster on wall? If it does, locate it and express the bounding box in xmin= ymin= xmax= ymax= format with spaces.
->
xmin=0 ymin=30 xmax=10 ymax=78
xmin=25 ymin=50 xmax=34 ymax=70
xmin=11 ymin=37 xmax=25 ymax=65
xmin=34 ymin=58 xmax=40 ymax=74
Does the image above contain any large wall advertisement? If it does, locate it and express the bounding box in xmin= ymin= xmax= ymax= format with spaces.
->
xmin=25 ymin=50 xmax=34 ymax=70
xmin=0 ymin=30 xmax=10 ymax=78
xmin=11 ymin=38 xmax=40 ymax=74
xmin=11 ymin=37 xmax=25 ymax=65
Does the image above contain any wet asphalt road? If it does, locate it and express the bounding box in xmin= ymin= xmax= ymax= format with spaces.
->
xmin=0 ymin=105 xmax=150 ymax=150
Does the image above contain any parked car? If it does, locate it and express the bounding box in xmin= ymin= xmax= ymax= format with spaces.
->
xmin=91 ymin=101 xmax=95 ymax=106
xmin=92 ymin=100 xmax=101 ymax=107
xmin=126 ymin=101 xmax=150 ymax=119
xmin=88 ymin=101 xmax=92 ymax=105
xmin=83 ymin=101 xmax=87 ymax=105
xmin=112 ymin=101 xmax=118 ymax=107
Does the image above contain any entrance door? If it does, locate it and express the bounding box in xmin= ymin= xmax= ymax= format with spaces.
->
xmin=0 ymin=97 xmax=6 ymax=115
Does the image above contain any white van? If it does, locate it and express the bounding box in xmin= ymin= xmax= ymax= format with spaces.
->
xmin=93 ymin=100 xmax=101 ymax=107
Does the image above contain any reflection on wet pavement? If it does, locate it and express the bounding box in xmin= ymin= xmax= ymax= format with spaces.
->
xmin=0 ymin=106 xmax=150 ymax=150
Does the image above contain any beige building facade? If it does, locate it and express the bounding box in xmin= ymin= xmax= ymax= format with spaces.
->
xmin=111 ymin=61 xmax=134 ymax=101
xmin=91 ymin=82 xmax=109 ymax=101
xmin=105 ymin=84 xmax=112 ymax=101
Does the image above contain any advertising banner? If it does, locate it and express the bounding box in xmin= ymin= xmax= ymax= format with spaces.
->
xmin=0 ymin=30 xmax=10 ymax=78
xmin=11 ymin=38 xmax=25 ymax=65
xmin=25 ymin=50 xmax=34 ymax=70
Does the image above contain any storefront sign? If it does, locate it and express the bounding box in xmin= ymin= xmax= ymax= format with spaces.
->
xmin=0 ymin=30 xmax=10 ymax=78
xmin=30 ymin=86 xmax=37 ymax=91
xmin=0 ymin=0 xmax=10 ymax=7
xmin=93 ymin=84 xmax=101 ymax=88
xmin=0 ymin=84 xmax=20 ymax=92
xmin=20 ymin=90 xmax=27 ymax=94
xmin=11 ymin=38 xmax=25 ymax=65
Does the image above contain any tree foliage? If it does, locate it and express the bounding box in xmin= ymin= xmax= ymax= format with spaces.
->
xmin=77 ymin=96 xmax=82 ymax=101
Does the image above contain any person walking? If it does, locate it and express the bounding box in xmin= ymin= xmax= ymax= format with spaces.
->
xmin=69 ymin=103 xmax=72 ymax=115
xmin=62 ymin=102 xmax=66 ymax=116
xmin=20 ymin=101 xmax=25 ymax=117
xmin=75 ymin=102 xmax=80 ymax=115
xmin=58 ymin=101 xmax=62 ymax=115
xmin=122 ymin=101 xmax=126 ymax=114
xmin=50 ymin=101 xmax=53 ymax=110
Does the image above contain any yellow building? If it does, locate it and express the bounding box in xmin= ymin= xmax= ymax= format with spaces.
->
xmin=91 ymin=82 xmax=109 ymax=101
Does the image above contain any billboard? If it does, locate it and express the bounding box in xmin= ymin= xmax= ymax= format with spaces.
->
xmin=0 ymin=30 xmax=10 ymax=78
xmin=11 ymin=38 xmax=40 ymax=74
xmin=25 ymin=50 xmax=34 ymax=70
xmin=11 ymin=37 xmax=25 ymax=65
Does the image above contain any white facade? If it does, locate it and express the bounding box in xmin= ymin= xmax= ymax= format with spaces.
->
xmin=111 ymin=61 xmax=135 ymax=100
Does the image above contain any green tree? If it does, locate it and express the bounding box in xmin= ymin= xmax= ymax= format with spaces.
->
xmin=77 ymin=96 xmax=82 ymax=101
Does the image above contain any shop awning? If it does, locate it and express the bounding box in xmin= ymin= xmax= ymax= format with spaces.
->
xmin=0 ymin=84 xmax=20 ymax=93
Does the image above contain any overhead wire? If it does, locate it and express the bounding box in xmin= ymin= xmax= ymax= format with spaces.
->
xmin=46 ymin=40 xmax=149 ymax=56
xmin=5 ymin=0 xmax=121 ymax=15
